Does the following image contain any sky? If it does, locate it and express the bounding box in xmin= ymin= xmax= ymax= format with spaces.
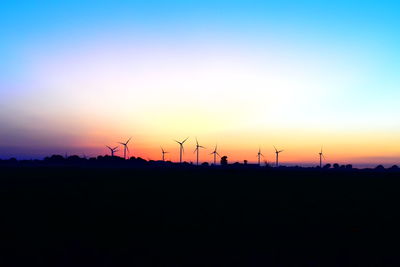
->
xmin=1 ymin=0 xmax=400 ymax=166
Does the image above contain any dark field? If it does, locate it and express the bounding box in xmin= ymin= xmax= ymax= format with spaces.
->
xmin=1 ymin=166 xmax=400 ymax=266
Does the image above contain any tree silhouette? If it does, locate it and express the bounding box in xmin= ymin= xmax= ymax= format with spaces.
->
xmin=221 ymin=156 xmax=228 ymax=166
xmin=333 ymin=163 xmax=340 ymax=169
xmin=375 ymin=165 xmax=385 ymax=170
xmin=323 ymin=164 xmax=331 ymax=169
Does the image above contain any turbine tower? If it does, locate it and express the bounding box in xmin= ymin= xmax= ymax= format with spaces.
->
xmin=257 ymin=148 xmax=264 ymax=166
xmin=274 ymin=146 xmax=284 ymax=167
xmin=210 ymin=145 xmax=221 ymax=165
xmin=174 ymin=137 xmax=189 ymax=163
xmin=161 ymin=147 xmax=169 ymax=161
xmin=194 ymin=138 xmax=206 ymax=165
xmin=118 ymin=137 xmax=132 ymax=160
xmin=106 ymin=146 xmax=118 ymax=157
xmin=319 ymin=147 xmax=325 ymax=168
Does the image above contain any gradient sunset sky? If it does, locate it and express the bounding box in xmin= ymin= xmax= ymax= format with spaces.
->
xmin=1 ymin=0 xmax=400 ymax=166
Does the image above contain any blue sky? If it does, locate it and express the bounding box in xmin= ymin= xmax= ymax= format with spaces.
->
xmin=1 ymin=0 xmax=400 ymax=165
xmin=1 ymin=0 xmax=399 ymax=84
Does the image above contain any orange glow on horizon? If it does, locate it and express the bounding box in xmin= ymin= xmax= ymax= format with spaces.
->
xmin=67 ymin=124 xmax=400 ymax=167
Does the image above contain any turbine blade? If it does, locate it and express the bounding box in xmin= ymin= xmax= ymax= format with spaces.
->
xmin=216 ymin=152 xmax=221 ymax=157
xmin=126 ymin=137 xmax=132 ymax=144
xmin=273 ymin=146 xmax=278 ymax=152
xmin=182 ymin=137 xmax=189 ymax=144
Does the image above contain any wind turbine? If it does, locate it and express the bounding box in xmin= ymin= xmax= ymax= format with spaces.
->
xmin=118 ymin=137 xmax=132 ymax=160
xmin=174 ymin=137 xmax=189 ymax=163
xmin=106 ymin=146 xmax=119 ymax=157
xmin=274 ymin=146 xmax=284 ymax=167
xmin=319 ymin=147 xmax=325 ymax=168
xmin=194 ymin=138 xmax=206 ymax=165
xmin=161 ymin=147 xmax=169 ymax=161
xmin=257 ymin=147 xmax=264 ymax=166
xmin=210 ymin=145 xmax=221 ymax=165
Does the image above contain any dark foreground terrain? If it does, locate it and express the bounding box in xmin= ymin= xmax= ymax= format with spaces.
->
xmin=1 ymin=165 xmax=400 ymax=266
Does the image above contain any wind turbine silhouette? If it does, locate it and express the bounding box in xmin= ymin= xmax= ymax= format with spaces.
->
xmin=106 ymin=146 xmax=118 ymax=157
xmin=118 ymin=137 xmax=132 ymax=160
xmin=210 ymin=145 xmax=221 ymax=165
xmin=274 ymin=146 xmax=284 ymax=167
xmin=161 ymin=146 xmax=169 ymax=161
xmin=194 ymin=138 xmax=206 ymax=165
xmin=319 ymin=147 xmax=325 ymax=168
xmin=174 ymin=137 xmax=189 ymax=163
xmin=257 ymin=148 xmax=264 ymax=166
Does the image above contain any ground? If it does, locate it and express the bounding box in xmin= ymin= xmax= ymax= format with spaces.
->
xmin=1 ymin=165 xmax=400 ymax=266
